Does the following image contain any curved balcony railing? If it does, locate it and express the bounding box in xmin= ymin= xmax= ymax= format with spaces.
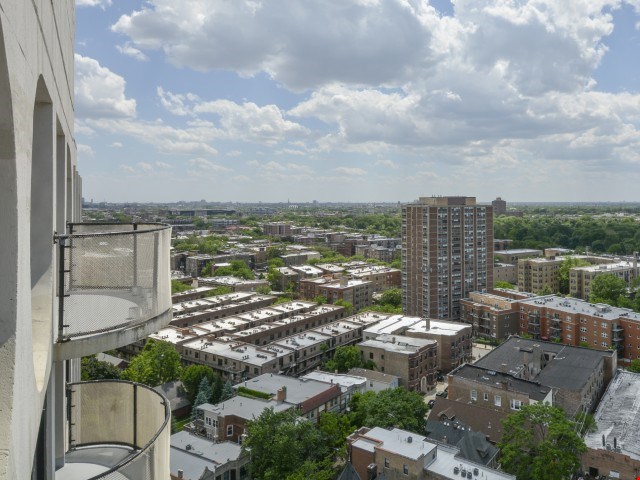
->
xmin=55 ymin=223 xmax=172 ymax=360
xmin=60 ymin=380 xmax=170 ymax=480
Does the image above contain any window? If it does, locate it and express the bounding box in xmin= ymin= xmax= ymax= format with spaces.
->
xmin=206 ymin=417 xmax=212 ymax=426
xmin=483 ymin=393 xmax=488 ymax=401
xmin=470 ymin=390 xmax=477 ymax=401
xmin=227 ymin=425 xmax=233 ymax=436
xmin=384 ymin=458 xmax=389 ymax=468
xmin=602 ymin=332 xmax=608 ymax=338
xmin=403 ymin=464 xmax=409 ymax=475
xmin=494 ymin=395 xmax=502 ymax=407
xmin=369 ymin=352 xmax=374 ymax=359
xmin=511 ymin=399 xmax=522 ymax=410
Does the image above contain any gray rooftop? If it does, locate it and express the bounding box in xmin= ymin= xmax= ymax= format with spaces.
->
xmin=584 ymin=370 xmax=640 ymax=460
xmin=474 ymin=336 xmax=609 ymax=391
xmin=197 ymin=396 xmax=291 ymax=420
xmin=239 ymin=373 xmax=339 ymax=405
xmin=452 ymin=364 xmax=551 ymax=401
xmin=170 ymin=431 xmax=243 ymax=480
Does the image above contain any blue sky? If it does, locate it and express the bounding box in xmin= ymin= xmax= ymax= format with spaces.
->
xmin=75 ymin=0 xmax=640 ymax=203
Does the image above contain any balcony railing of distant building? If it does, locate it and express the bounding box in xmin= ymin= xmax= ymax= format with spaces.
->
xmin=55 ymin=223 xmax=172 ymax=359
xmin=65 ymin=380 xmax=170 ymax=480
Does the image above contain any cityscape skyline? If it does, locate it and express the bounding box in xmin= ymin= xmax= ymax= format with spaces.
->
xmin=76 ymin=0 xmax=640 ymax=203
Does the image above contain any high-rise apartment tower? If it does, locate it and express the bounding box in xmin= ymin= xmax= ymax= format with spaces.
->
xmin=402 ymin=196 xmax=493 ymax=320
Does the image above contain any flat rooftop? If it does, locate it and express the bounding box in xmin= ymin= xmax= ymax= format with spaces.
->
xmin=584 ymin=370 xmax=640 ymax=460
xmin=302 ymin=371 xmax=367 ymax=390
xmin=519 ymin=295 xmax=640 ymax=322
xmin=359 ymin=334 xmax=436 ymax=354
xmin=452 ymin=364 xmax=551 ymax=401
xmin=197 ymin=396 xmax=291 ymax=420
xmin=474 ymin=336 xmax=610 ymax=391
xmin=181 ymin=338 xmax=291 ymax=366
xmin=170 ymin=431 xmax=242 ymax=479
xmin=241 ymin=374 xmax=339 ymax=405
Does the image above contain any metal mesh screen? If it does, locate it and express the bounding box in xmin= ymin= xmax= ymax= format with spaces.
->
xmin=58 ymin=224 xmax=171 ymax=340
xmin=68 ymin=381 xmax=171 ymax=480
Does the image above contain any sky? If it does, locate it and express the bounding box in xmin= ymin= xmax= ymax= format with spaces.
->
xmin=75 ymin=0 xmax=640 ymax=204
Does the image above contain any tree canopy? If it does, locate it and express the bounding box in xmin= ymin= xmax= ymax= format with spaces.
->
xmin=589 ymin=273 xmax=628 ymax=306
xmin=379 ymin=288 xmax=402 ymax=308
xmin=181 ymin=365 xmax=216 ymax=404
xmin=81 ymin=355 xmax=121 ymax=381
xmin=242 ymin=408 xmax=332 ymax=480
xmin=212 ymin=259 xmax=254 ymax=280
xmin=121 ymin=340 xmax=182 ymax=387
xmin=628 ymin=358 xmax=640 ymax=373
xmin=499 ymin=403 xmax=586 ymax=480
xmin=323 ymin=345 xmax=373 ymax=373
xmin=349 ymin=388 xmax=428 ymax=434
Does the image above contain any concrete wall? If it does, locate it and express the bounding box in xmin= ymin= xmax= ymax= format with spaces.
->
xmin=0 ymin=1 xmax=79 ymax=477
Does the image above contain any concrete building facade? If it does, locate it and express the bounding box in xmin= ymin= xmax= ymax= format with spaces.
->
xmin=0 ymin=3 xmax=173 ymax=477
xmin=402 ymin=196 xmax=493 ymax=321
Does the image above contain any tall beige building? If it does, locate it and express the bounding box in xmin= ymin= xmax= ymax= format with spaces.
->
xmin=402 ymin=197 xmax=493 ymax=320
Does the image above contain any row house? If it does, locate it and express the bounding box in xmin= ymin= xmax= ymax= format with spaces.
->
xmin=299 ymin=276 xmax=374 ymax=311
xmin=346 ymin=265 xmax=402 ymax=292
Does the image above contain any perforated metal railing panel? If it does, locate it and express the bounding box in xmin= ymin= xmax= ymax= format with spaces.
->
xmin=57 ymin=223 xmax=171 ymax=341
xmin=68 ymin=381 xmax=171 ymax=480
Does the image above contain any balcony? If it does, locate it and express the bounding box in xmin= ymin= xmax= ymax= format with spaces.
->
xmin=56 ymin=380 xmax=170 ymax=480
xmin=55 ymin=223 xmax=172 ymax=360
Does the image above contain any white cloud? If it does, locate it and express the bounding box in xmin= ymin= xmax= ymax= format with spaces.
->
xmin=375 ymin=159 xmax=399 ymax=169
xmin=117 ymin=43 xmax=149 ymax=62
xmin=187 ymin=157 xmax=232 ymax=172
xmin=77 ymin=144 xmax=94 ymax=157
xmin=75 ymin=54 xmax=137 ymax=119
xmin=156 ymin=161 xmax=173 ymax=169
xmin=138 ymin=162 xmax=153 ymax=172
xmin=119 ymin=164 xmax=136 ymax=174
xmin=335 ymin=166 xmax=366 ymax=176
xmin=110 ymin=142 xmax=123 ymax=148
xmin=76 ymin=0 xmax=111 ymax=8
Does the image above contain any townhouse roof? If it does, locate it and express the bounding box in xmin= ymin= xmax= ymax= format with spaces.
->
xmin=197 ymin=396 xmax=291 ymax=420
xmin=450 ymin=364 xmax=550 ymax=401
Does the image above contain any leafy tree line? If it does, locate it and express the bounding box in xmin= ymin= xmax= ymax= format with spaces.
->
xmin=242 ymin=387 xmax=427 ymax=480
xmin=495 ymin=215 xmax=640 ymax=254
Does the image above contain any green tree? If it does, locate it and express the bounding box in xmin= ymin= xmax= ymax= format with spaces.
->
xmin=333 ymin=299 xmax=354 ymax=315
xmin=286 ymin=459 xmax=335 ymax=480
xmin=221 ymin=380 xmax=235 ymax=401
xmin=558 ymin=257 xmax=591 ymax=294
xmin=499 ymin=403 xmax=586 ymax=480
xmin=628 ymin=358 xmax=640 ymax=373
xmin=494 ymin=280 xmax=514 ymax=290
xmin=210 ymin=374 xmax=224 ymax=404
xmin=313 ymin=295 xmax=328 ymax=305
xmin=256 ymin=285 xmax=272 ymax=295
xmin=243 ymin=408 xmax=330 ymax=480
xmin=318 ymin=412 xmax=353 ymax=459
xmin=171 ymin=279 xmax=192 ymax=294
xmin=121 ymin=340 xmax=182 ymax=387
xmin=574 ymin=412 xmax=597 ymax=435
xmin=81 ymin=356 xmax=121 ymax=381
xmin=191 ymin=377 xmax=212 ymax=421
xmin=324 ymin=345 xmax=372 ymax=373
xmin=589 ymin=273 xmax=627 ymax=306
xmin=214 ymin=260 xmax=255 ymax=280
xmin=349 ymin=388 xmax=428 ymax=434
xmin=267 ymin=267 xmax=282 ymax=290
xmin=181 ymin=365 xmax=215 ymax=404
xmin=205 ymin=285 xmax=233 ymax=296
xmin=379 ymin=288 xmax=402 ymax=308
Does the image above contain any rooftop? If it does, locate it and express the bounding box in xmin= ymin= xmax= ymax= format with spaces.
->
xmin=519 ymin=295 xmax=640 ymax=322
xmin=302 ymin=371 xmax=367 ymax=390
xmin=197 ymin=396 xmax=291 ymax=420
xmin=474 ymin=336 xmax=610 ymax=391
xmin=241 ymin=373 xmax=340 ymax=405
xmin=170 ymin=431 xmax=243 ymax=480
xmin=451 ymin=364 xmax=551 ymax=401
xmin=584 ymin=370 xmax=640 ymax=460
xmin=359 ymin=334 xmax=436 ymax=354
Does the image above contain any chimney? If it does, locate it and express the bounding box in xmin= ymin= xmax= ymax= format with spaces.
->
xmin=178 ymin=469 xmax=184 ymax=479
xmin=276 ymin=386 xmax=287 ymax=402
xmin=442 ymin=435 xmax=447 ymax=444
xmin=501 ymin=363 xmax=508 ymax=374
xmin=423 ymin=316 xmax=431 ymax=331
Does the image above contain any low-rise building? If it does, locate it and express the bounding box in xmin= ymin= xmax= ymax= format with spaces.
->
xmin=582 ymin=370 xmax=640 ymax=480
xmin=300 ymin=276 xmax=374 ymax=311
xmin=493 ymin=262 xmax=517 ymax=285
xmin=460 ymin=290 xmax=531 ymax=340
xmin=446 ymin=364 xmax=553 ymax=414
xmin=346 ymin=427 xmax=515 ymax=480
xmin=347 ymin=368 xmax=400 ymax=392
xmin=495 ymin=248 xmax=543 ymax=265
xmin=358 ymin=334 xmax=438 ymax=393
xmin=170 ymin=431 xmax=249 ymax=480
xmin=570 ymin=259 xmax=639 ymax=299
xmin=199 ymin=275 xmax=269 ymax=292
xmin=363 ymin=314 xmax=472 ymax=373
xmin=474 ymin=336 xmax=616 ymax=414
xmin=346 ymin=265 xmax=401 ymax=292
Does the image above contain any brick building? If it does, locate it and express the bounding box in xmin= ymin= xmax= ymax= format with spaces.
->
xmin=460 ymin=290 xmax=532 ymax=340
xmin=358 ymin=334 xmax=438 ymax=393
xmin=402 ymin=196 xmax=493 ymax=321
xmin=300 ymin=276 xmax=374 ymax=311
xmin=346 ymin=427 xmax=515 ymax=480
